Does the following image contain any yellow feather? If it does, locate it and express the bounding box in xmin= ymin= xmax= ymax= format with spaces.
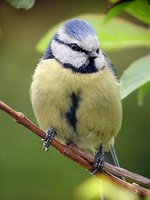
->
xmin=30 ymin=59 xmax=122 ymax=151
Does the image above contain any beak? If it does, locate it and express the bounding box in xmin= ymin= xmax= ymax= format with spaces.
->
xmin=88 ymin=51 xmax=99 ymax=59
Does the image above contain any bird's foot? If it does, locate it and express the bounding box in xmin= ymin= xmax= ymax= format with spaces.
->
xmin=42 ymin=128 xmax=56 ymax=152
xmin=92 ymin=145 xmax=104 ymax=175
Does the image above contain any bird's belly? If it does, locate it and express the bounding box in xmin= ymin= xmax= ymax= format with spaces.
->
xmin=73 ymin=91 xmax=121 ymax=150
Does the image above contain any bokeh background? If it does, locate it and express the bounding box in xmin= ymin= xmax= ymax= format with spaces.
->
xmin=0 ymin=1 xmax=149 ymax=200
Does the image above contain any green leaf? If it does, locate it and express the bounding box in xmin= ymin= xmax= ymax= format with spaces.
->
xmin=75 ymin=175 xmax=138 ymax=200
xmin=104 ymin=1 xmax=130 ymax=22
xmin=6 ymin=0 xmax=35 ymax=10
xmin=36 ymin=14 xmax=150 ymax=53
xmin=75 ymin=177 xmax=100 ymax=200
xmin=125 ymin=0 xmax=150 ymax=25
xmin=137 ymin=82 xmax=150 ymax=106
xmin=107 ymin=0 xmax=150 ymax=25
xmin=120 ymin=55 xmax=150 ymax=99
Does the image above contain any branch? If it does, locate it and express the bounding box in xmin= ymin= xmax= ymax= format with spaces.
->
xmin=0 ymin=100 xmax=150 ymax=197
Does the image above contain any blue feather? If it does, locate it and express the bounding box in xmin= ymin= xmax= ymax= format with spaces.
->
xmin=64 ymin=19 xmax=97 ymax=41
xmin=43 ymin=41 xmax=54 ymax=60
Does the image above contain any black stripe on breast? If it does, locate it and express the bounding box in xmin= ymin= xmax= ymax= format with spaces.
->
xmin=65 ymin=93 xmax=80 ymax=131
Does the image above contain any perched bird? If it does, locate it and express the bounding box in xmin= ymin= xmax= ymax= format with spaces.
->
xmin=30 ymin=19 xmax=122 ymax=173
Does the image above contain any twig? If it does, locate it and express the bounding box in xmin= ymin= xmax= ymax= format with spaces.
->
xmin=0 ymin=100 xmax=150 ymax=197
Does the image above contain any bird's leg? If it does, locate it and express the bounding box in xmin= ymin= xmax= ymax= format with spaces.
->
xmin=42 ymin=128 xmax=56 ymax=151
xmin=92 ymin=144 xmax=104 ymax=174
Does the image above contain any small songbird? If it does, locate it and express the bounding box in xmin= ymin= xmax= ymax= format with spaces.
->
xmin=30 ymin=19 xmax=122 ymax=173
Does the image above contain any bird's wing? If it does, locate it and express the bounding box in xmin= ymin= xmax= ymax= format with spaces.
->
xmin=103 ymin=52 xmax=119 ymax=83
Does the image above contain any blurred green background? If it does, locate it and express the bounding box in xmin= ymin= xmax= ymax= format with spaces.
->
xmin=0 ymin=1 xmax=149 ymax=200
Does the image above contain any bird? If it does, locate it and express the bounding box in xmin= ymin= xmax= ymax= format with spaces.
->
xmin=30 ymin=19 xmax=122 ymax=173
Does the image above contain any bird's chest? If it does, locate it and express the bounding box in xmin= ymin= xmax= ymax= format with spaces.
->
xmin=31 ymin=60 xmax=122 ymax=148
xmin=59 ymin=68 xmax=121 ymax=135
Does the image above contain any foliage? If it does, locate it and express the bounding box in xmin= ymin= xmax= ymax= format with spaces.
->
xmin=137 ymin=82 xmax=150 ymax=106
xmin=6 ymin=0 xmax=35 ymax=10
xmin=106 ymin=0 xmax=150 ymax=25
xmin=120 ymin=55 xmax=150 ymax=99
xmin=75 ymin=175 xmax=139 ymax=200
xmin=106 ymin=0 xmax=150 ymax=103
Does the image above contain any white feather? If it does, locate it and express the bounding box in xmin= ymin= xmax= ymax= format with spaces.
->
xmin=81 ymin=35 xmax=99 ymax=51
xmin=51 ymin=40 xmax=88 ymax=68
xmin=95 ymin=51 xmax=106 ymax=70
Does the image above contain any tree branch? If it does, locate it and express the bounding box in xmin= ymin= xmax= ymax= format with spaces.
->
xmin=0 ymin=100 xmax=150 ymax=197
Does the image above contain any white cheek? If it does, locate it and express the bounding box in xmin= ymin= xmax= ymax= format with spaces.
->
xmin=51 ymin=40 xmax=87 ymax=68
xmin=95 ymin=52 xmax=106 ymax=70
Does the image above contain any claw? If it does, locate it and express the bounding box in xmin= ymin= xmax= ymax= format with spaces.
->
xmin=92 ymin=145 xmax=104 ymax=175
xmin=43 ymin=128 xmax=56 ymax=151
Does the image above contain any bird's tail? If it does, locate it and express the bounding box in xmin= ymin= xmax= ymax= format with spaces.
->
xmin=104 ymin=145 xmax=120 ymax=167
xmin=104 ymin=145 xmax=124 ymax=180
xmin=99 ymin=146 xmax=122 ymax=200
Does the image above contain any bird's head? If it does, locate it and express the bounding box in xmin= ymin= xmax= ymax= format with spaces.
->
xmin=44 ymin=19 xmax=106 ymax=73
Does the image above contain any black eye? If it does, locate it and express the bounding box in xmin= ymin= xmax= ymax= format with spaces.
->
xmin=70 ymin=44 xmax=80 ymax=51
xmin=96 ymin=49 xmax=99 ymax=54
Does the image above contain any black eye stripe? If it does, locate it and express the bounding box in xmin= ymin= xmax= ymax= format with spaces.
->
xmin=55 ymin=38 xmax=89 ymax=54
xmin=68 ymin=43 xmax=89 ymax=54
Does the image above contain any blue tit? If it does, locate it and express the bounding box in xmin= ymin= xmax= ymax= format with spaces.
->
xmin=30 ymin=19 xmax=122 ymax=173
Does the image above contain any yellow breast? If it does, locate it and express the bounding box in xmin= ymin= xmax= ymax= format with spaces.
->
xmin=30 ymin=59 xmax=122 ymax=150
